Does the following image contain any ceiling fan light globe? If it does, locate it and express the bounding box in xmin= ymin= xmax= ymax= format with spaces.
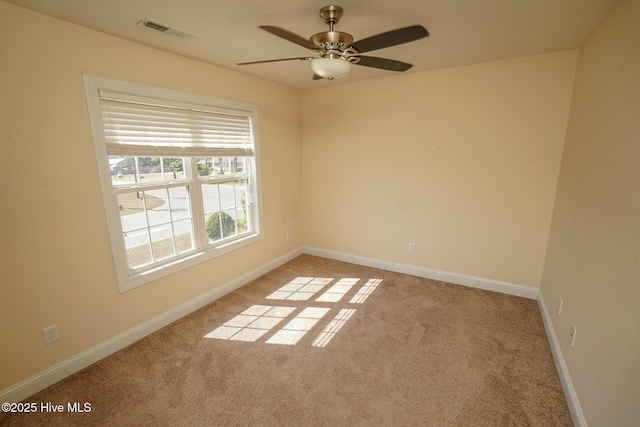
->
xmin=311 ymin=58 xmax=351 ymax=79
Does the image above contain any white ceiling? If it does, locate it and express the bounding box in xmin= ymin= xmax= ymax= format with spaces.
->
xmin=7 ymin=0 xmax=620 ymax=89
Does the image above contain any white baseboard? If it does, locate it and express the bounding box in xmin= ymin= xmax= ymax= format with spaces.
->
xmin=303 ymin=246 xmax=539 ymax=299
xmin=0 ymin=247 xmax=303 ymax=404
xmin=537 ymin=293 xmax=586 ymax=427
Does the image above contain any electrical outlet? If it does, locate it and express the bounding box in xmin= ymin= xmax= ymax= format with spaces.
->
xmin=408 ymin=242 xmax=415 ymax=253
xmin=286 ymin=232 xmax=292 ymax=242
xmin=43 ymin=325 xmax=59 ymax=344
xmin=557 ymin=297 xmax=563 ymax=315
xmin=569 ymin=324 xmax=577 ymax=347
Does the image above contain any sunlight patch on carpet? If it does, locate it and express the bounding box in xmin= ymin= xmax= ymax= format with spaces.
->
xmin=316 ymin=278 xmax=360 ymax=302
xmin=266 ymin=307 xmax=330 ymax=345
xmin=266 ymin=277 xmax=333 ymax=301
xmin=350 ymin=279 xmax=382 ymax=304
xmin=205 ymin=277 xmax=382 ymax=347
xmin=204 ymin=305 xmax=296 ymax=342
xmin=312 ymin=308 xmax=357 ymax=348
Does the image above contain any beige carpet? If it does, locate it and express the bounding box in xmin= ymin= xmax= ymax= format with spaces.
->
xmin=1 ymin=255 xmax=572 ymax=426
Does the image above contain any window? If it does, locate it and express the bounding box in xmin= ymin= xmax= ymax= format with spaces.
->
xmin=83 ymin=75 xmax=263 ymax=292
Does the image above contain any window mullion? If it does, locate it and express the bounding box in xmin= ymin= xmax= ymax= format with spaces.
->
xmin=216 ymin=182 xmax=224 ymax=239
xmin=165 ymin=191 xmax=178 ymax=257
xmin=142 ymin=191 xmax=156 ymax=264
xmin=114 ymin=180 xmax=190 ymax=193
xmin=232 ymin=179 xmax=238 ymax=235
xmin=189 ymin=158 xmax=207 ymax=250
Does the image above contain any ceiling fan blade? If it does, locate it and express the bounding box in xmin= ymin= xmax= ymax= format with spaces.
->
xmin=352 ymin=25 xmax=429 ymax=54
xmin=259 ymin=25 xmax=320 ymax=50
xmin=238 ymin=57 xmax=313 ymax=65
xmin=312 ymin=74 xmax=323 ymax=80
xmin=356 ymin=56 xmax=413 ymax=72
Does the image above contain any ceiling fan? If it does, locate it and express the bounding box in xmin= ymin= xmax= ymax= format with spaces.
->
xmin=238 ymin=5 xmax=429 ymax=81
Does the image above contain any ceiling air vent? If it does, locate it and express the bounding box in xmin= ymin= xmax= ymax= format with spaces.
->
xmin=136 ymin=18 xmax=194 ymax=39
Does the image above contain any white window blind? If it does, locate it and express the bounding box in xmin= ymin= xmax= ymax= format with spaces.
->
xmin=98 ymin=90 xmax=254 ymax=158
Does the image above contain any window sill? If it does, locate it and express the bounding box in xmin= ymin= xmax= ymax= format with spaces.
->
xmin=119 ymin=231 xmax=264 ymax=293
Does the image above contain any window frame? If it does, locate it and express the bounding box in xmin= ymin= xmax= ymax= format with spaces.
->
xmin=83 ymin=75 xmax=263 ymax=292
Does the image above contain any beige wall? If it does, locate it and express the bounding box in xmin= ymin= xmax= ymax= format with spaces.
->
xmin=300 ymin=50 xmax=578 ymax=287
xmin=0 ymin=1 xmax=302 ymax=390
xmin=540 ymin=0 xmax=640 ymax=425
